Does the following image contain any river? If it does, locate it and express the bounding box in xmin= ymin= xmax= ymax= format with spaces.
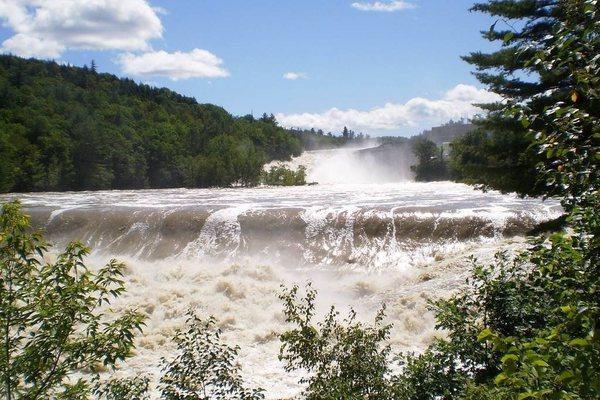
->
xmin=0 ymin=148 xmax=562 ymax=398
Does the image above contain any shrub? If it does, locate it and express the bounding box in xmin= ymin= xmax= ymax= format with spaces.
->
xmin=260 ymin=165 xmax=307 ymax=186
xmin=159 ymin=311 xmax=264 ymax=400
xmin=279 ymin=284 xmax=398 ymax=399
xmin=0 ymin=201 xmax=145 ymax=399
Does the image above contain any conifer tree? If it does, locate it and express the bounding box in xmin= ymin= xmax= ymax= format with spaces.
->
xmin=452 ymin=0 xmax=574 ymax=196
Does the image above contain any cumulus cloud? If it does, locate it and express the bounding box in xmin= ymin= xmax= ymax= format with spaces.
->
xmin=0 ymin=0 xmax=163 ymax=57
xmin=351 ymin=1 xmax=416 ymax=12
xmin=1 ymin=33 xmax=63 ymax=58
xmin=276 ymin=84 xmax=500 ymax=132
xmin=283 ymin=72 xmax=307 ymax=80
xmin=118 ymin=49 xmax=229 ymax=80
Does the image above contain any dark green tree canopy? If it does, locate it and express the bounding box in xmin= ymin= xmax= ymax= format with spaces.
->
xmin=0 ymin=55 xmax=302 ymax=193
xmin=452 ymin=0 xmax=579 ymax=196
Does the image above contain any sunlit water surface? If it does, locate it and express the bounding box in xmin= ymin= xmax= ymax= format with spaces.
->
xmin=2 ymin=176 xmax=561 ymax=398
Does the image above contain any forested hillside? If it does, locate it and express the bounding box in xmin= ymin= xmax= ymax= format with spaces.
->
xmin=0 ymin=55 xmax=302 ymax=192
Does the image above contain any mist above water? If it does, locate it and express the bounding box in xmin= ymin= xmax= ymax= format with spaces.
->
xmin=267 ymin=143 xmax=414 ymax=184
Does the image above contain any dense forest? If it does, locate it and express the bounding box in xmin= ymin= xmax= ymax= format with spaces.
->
xmin=0 ymin=55 xmax=303 ymax=192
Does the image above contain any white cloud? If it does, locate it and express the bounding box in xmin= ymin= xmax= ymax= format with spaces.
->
xmin=351 ymin=1 xmax=416 ymax=12
xmin=276 ymin=84 xmax=500 ymax=132
xmin=1 ymin=33 xmax=64 ymax=58
xmin=118 ymin=49 xmax=229 ymax=80
xmin=0 ymin=0 xmax=163 ymax=58
xmin=283 ymin=72 xmax=307 ymax=80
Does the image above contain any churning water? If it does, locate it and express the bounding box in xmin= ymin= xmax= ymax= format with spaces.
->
xmin=1 ymin=150 xmax=562 ymax=398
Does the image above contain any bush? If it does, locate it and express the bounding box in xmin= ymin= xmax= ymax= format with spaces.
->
xmin=94 ymin=311 xmax=264 ymax=400
xmin=94 ymin=376 xmax=150 ymax=400
xmin=279 ymin=284 xmax=398 ymax=399
xmin=260 ymin=165 xmax=307 ymax=186
xmin=0 ymin=201 xmax=145 ymax=399
xmin=159 ymin=312 xmax=264 ymax=400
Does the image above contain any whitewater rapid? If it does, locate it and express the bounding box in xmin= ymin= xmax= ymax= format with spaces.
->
xmin=1 ymin=179 xmax=562 ymax=398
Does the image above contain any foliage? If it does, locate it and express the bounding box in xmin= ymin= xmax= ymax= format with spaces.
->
xmin=159 ymin=311 xmax=264 ymax=400
xmin=94 ymin=376 xmax=150 ymax=400
xmin=0 ymin=55 xmax=302 ymax=192
xmin=260 ymin=165 xmax=307 ymax=186
xmin=449 ymin=128 xmax=541 ymax=195
xmin=451 ymin=0 xmax=573 ymax=196
xmin=0 ymin=201 xmax=145 ymax=400
xmin=395 ymin=3 xmax=599 ymax=399
xmin=393 ymin=345 xmax=470 ymax=400
xmin=513 ymin=0 xmax=599 ymax=209
xmin=395 ymin=206 xmax=599 ymax=399
xmin=471 ymin=3 xmax=600 ymax=397
xmin=93 ymin=311 xmax=265 ymax=400
xmin=279 ymin=284 xmax=398 ymax=400
xmin=410 ymin=138 xmax=450 ymax=181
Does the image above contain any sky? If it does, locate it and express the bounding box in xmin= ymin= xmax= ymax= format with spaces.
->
xmin=0 ymin=0 xmax=502 ymax=136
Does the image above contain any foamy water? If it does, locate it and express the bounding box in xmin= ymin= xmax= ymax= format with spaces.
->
xmin=1 ymin=173 xmax=562 ymax=398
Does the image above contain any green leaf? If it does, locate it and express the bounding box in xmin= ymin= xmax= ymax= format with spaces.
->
xmin=477 ymin=328 xmax=493 ymax=341
xmin=560 ymin=305 xmax=573 ymax=313
xmin=501 ymin=354 xmax=519 ymax=364
xmin=559 ymin=370 xmax=575 ymax=382
xmin=532 ymin=360 xmax=549 ymax=367
xmin=569 ymin=338 xmax=589 ymax=347
xmin=503 ymin=32 xmax=514 ymax=43
xmin=494 ymin=373 xmax=508 ymax=385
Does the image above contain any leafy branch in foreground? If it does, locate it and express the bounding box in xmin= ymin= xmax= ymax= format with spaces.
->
xmin=95 ymin=311 xmax=264 ymax=400
xmin=515 ymin=0 xmax=599 ymax=210
xmin=279 ymin=283 xmax=397 ymax=400
xmin=94 ymin=376 xmax=150 ymax=400
xmin=0 ymin=201 xmax=145 ymax=400
xmin=158 ymin=311 xmax=264 ymax=400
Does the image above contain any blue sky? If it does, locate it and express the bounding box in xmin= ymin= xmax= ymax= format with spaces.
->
xmin=0 ymin=0 xmax=501 ymax=136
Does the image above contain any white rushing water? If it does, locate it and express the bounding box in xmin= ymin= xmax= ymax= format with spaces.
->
xmin=1 ymin=149 xmax=563 ymax=398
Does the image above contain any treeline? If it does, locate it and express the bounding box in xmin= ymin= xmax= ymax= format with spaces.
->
xmin=0 ymin=55 xmax=302 ymax=193
xmin=287 ymin=126 xmax=371 ymax=150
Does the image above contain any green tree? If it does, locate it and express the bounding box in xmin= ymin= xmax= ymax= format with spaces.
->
xmin=0 ymin=202 xmax=145 ymax=399
xmin=470 ymin=3 xmax=600 ymax=397
xmin=513 ymin=0 xmax=599 ymax=209
xmin=159 ymin=311 xmax=264 ymax=400
xmin=395 ymin=3 xmax=599 ymax=399
xmin=279 ymin=284 xmax=398 ymax=400
xmin=411 ymin=138 xmax=449 ymax=181
xmin=452 ymin=0 xmax=574 ymax=196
